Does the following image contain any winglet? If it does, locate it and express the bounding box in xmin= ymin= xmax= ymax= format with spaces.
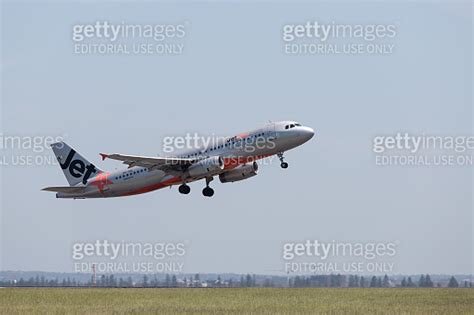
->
xmin=100 ymin=153 xmax=109 ymax=161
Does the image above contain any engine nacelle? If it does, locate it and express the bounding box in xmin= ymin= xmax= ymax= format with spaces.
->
xmin=187 ymin=156 xmax=224 ymax=178
xmin=219 ymin=162 xmax=258 ymax=183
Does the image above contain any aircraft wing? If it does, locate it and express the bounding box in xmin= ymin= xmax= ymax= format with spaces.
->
xmin=99 ymin=153 xmax=194 ymax=171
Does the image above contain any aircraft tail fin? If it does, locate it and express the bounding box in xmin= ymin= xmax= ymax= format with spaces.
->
xmin=51 ymin=142 xmax=103 ymax=186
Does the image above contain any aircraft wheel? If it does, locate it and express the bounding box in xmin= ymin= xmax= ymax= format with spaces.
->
xmin=179 ymin=184 xmax=190 ymax=194
xmin=281 ymin=162 xmax=289 ymax=169
xmin=202 ymin=187 xmax=214 ymax=197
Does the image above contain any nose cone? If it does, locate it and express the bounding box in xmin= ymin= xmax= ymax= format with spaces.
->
xmin=299 ymin=126 xmax=315 ymax=143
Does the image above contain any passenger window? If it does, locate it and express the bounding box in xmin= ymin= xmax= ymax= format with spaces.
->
xmin=285 ymin=125 xmax=289 ymax=129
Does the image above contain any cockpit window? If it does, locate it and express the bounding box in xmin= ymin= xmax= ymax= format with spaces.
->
xmin=285 ymin=123 xmax=302 ymax=129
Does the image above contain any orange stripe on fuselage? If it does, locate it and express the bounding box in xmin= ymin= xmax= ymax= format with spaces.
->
xmin=120 ymin=154 xmax=273 ymax=197
xmin=88 ymin=172 xmax=113 ymax=195
xmin=120 ymin=176 xmax=182 ymax=197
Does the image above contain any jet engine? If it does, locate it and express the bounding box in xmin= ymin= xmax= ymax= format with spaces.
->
xmin=187 ymin=156 xmax=224 ymax=178
xmin=219 ymin=162 xmax=258 ymax=183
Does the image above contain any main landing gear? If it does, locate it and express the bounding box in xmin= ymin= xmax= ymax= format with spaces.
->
xmin=278 ymin=152 xmax=289 ymax=169
xmin=178 ymin=178 xmax=215 ymax=197
xmin=178 ymin=183 xmax=190 ymax=194
xmin=202 ymin=177 xmax=214 ymax=197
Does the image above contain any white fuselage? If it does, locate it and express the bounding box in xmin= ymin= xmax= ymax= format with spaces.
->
xmin=56 ymin=121 xmax=314 ymax=198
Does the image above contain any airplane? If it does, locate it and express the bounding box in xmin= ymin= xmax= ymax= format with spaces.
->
xmin=42 ymin=121 xmax=314 ymax=198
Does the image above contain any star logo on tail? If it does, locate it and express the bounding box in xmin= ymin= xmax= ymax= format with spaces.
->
xmin=88 ymin=172 xmax=113 ymax=194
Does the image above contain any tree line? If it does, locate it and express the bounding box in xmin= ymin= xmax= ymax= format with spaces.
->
xmin=0 ymin=273 xmax=469 ymax=288
xmin=290 ymin=274 xmax=465 ymax=288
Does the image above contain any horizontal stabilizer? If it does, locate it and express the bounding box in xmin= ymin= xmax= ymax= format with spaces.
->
xmin=42 ymin=186 xmax=87 ymax=194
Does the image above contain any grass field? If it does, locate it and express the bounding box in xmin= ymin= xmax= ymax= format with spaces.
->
xmin=1 ymin=288 xmax=473 ymax=314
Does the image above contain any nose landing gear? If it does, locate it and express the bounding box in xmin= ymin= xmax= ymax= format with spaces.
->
xmin=277 ymin=152 xmax=289 ymax=169
xmin=202 ymin=177 xmax=215 ymax=197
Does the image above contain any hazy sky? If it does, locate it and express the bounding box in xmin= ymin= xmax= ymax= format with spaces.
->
xmin=1 ymin=1 xmax=472 ymax=276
